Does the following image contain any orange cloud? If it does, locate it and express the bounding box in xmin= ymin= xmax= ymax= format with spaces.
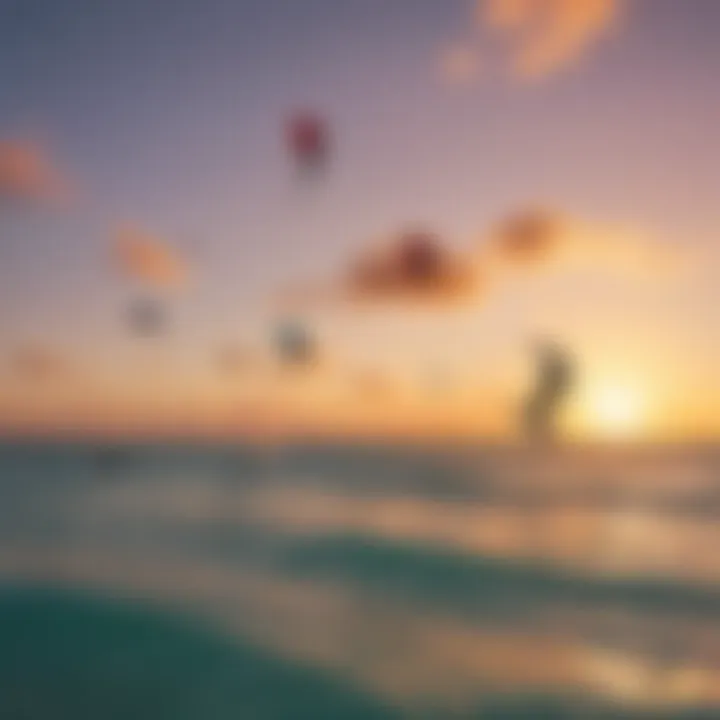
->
xmin=562 ymin=220 xmax=684 ymax=279
xmin=479 ymin=0 xmax=621 ymax=78
xmin=346 ymin=230 xmax=480 ymax=304
xmin=0 ymin=140 xmax=69 ymax=203
xmin=115 ymin=225 xmax=189 ymax=289
xmin=487 ymin=206 xmax=684 ymax=280
xmin=281 ymin=209 xmax=675 ymax=317
xmin=280 ymin=230 xmax=482 ymax=309
xmin=489 ymin=207 xmax=566 ymax=264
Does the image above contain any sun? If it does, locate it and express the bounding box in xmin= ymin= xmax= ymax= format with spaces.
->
xmin=586 ymin=384 xmax=646 ymax=438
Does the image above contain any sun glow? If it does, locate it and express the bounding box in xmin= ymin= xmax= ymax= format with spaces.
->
xmin=586 ymin=384 xmax=647 ymax=438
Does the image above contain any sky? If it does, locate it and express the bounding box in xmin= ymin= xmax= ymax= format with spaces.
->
xmin=0 ymin=0 xmax=718 ymax=441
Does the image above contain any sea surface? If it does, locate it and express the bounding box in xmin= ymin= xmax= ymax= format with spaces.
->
xmin=1 ymin=441 xmax=720 ymax=719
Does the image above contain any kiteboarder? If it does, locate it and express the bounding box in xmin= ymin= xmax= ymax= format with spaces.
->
xmin=523 ymin=341 xmax=574 ymax=443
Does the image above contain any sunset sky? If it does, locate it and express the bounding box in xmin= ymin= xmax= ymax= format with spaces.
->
xmin=0 ymin=0 xmax=718 ymax=440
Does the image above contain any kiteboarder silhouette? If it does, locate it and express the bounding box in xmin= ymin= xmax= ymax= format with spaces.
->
xmin=523 ymin=340 xmax=575 ymax=443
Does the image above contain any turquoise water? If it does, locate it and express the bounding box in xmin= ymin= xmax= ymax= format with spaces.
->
xmin=0 ymin=586 xmax=396 ymax=720
xmin=1 ymin=442 xmax=720 ymax=718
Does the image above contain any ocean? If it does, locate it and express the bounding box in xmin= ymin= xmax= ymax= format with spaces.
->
xmin=1 ymin=441 xmax=719 ymax=718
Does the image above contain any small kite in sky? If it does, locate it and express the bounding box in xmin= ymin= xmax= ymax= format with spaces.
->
xmin=273 ymin=319 xmax=318 ymax=367
xmin=126 ymin=297 xmax=167 ymax=337
xmin=285 ymin=112 xmax=330 ymax=176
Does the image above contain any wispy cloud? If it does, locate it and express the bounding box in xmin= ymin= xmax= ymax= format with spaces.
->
xmin=480 ymin=0 xmax=622 ymax=79
xmin=441 ymin=1 xmax=623 ymax=85
xmin=487 ymin=206 xmax=686 ymax=280
xmin=114 ymin=225 xmax=190 ymax=289
xmin=8 ymin=345 xmax=71 ymax=381
xmin=0 ymin=140 xmax=70 ymax=203
xmin=488 ymin=207 xmax=565 ymax=265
